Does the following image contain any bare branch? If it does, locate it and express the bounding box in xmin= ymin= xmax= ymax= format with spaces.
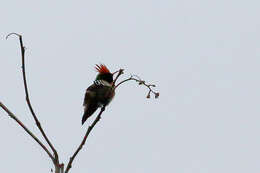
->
xmin=6 ymin=33 xmax=59 ymax=162
xmin=115 ymin=74 xmax=159 ymax=99
xmin=0 ymin=102 xmax=54 ymax=161
xmin=65 ymin=107 xmax=105 ymax=173
xmin=112 ymin=68 xmax=124 ymax=87
xmin=6 ymin=32 xmax=21 ymax=40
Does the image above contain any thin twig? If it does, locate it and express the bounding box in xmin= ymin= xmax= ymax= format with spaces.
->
xmin=115 ymin=75 xmax=159 ymax=98
xmin=6 ymin=33 xmax=59 ymax=162
xmin=0 ymin=102 xmax=54 ymax=160
xmin=112 ymin=69 xmax=124 ymax=87
xmin=115 ymin=77 xmax=133 ymax=89
xmin=65 ymin=107 xmax=105 ymax=173
xmin=112 ymin=70 xmax=120 ymax=75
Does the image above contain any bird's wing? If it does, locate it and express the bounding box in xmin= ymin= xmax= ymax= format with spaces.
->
xmin=83 ymin=84 xmax=97 ymax=106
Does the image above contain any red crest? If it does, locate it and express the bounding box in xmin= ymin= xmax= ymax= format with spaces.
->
xmin=95 ymin=64 xmax=110 ymax=74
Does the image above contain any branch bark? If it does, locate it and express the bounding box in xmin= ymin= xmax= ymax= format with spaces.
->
xmin=0 ymin=102 xmax=54 ymax=160
xmin=115 ymin=75 xmax=159 ymax=98
xmin=65 ymin=107 xmax=105 ymax=173
xmin=112 ymin=69 xmax=124 ymax=87
xmin=6 ymin=33 xmax=60 ymax=170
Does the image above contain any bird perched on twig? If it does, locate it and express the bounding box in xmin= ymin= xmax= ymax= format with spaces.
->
xmin=82 ymin=64 xmax=115 ymax=125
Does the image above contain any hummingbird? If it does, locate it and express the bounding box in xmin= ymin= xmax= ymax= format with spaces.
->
xmin=82 ymin=64 xmax=115 ymax=125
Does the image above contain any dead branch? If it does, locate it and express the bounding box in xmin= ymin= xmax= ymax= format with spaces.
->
xmin=65 ymin=107 xmax=105 ymax=173
xmin=6 ymin=33 xmax=60 ymax=170
xmin=115 ymin=74 xmax=159 ymax=99
xmin=112 ymin=69 xmax=124 ymax=87
xmin=0 ymin=102 xmax=54 ymax=160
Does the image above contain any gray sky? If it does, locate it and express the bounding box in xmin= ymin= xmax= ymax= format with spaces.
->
xmin=1 ymin=0 xmax=260 ymax=172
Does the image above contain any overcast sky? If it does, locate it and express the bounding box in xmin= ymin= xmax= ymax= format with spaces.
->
xmin=1 ymin=0 xmax=260 ymax=173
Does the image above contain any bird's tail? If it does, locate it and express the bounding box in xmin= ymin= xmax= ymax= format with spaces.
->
xmin=82 ymin=104 xmax=98 ymax=125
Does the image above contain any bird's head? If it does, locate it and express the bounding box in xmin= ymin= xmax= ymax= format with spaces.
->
xmin=95 ymin=64 xmax=113 ymax=83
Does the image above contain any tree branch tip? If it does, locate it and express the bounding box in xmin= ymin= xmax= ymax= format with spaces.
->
xmin=155 ymin=92 xmax=160 ymax=98
xmin=113 ymin=69 xmax=124 ymax=76
xmin=119 ymin=69 xmax=124 ymax=73
xmin=112 ymin=70 xmax=119 ymax=75
xmin=6 ymin=33 xmax=21 ymax=40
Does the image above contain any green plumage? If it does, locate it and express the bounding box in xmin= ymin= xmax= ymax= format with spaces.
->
xmin=82 ymin=73 xmax=114 ymax=125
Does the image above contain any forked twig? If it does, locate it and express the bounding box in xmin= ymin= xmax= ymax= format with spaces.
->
xmin=112 ymin=69 xmax=124 ymax=87
xmin=115 ymin=74 xmax=159 ymax=99
xmin=6 ymin=33 xmax=59 ymax=163
xmin=65 ymin=107 xmax=105 ymax=173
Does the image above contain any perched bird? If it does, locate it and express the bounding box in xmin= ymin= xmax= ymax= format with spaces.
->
xmin=82 ymin=64 xmax=115 ymax=125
